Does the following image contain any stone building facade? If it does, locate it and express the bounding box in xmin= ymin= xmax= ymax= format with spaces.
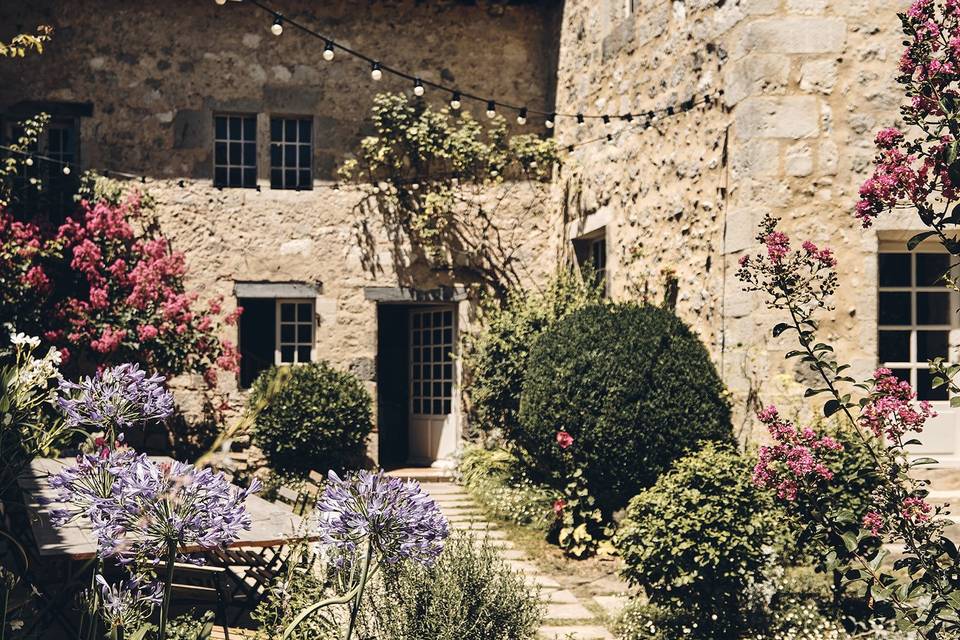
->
xmin=0 ymin=0 xmax=563 ymax=468
xmin=553 ymin=0 xmax=960 ymax=463
xmin=4 ymin=0 xmax=957 ymax=467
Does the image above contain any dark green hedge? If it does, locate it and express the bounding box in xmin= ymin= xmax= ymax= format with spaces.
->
xmin=518 ymin=303 xmax=732 ymax=514
xmin=250 ymin=362 xmax=373 ymax=475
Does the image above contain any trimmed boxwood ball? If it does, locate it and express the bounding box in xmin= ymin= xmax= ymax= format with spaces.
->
xmin=518 ymin=303 xmax=732 ymax=514
xmin=250 ymin=362 xmax=373 ymax=475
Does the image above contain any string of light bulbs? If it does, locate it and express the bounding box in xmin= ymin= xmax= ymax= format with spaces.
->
xmin=215 ymin=0 xmax=718 ymax=128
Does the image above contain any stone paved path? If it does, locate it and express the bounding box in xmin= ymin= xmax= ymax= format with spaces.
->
xmin=421 ymin=481 xmax=628 ymax=640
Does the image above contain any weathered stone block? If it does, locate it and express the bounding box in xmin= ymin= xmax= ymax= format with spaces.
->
xmin=724 ymin=209 xmax=759 ymax=255
xmin=820 ymin=139 xmax=839 ymax=175
xmin=799 ymin=58 xmax=839 ymax=94
xmin=729 ymin=139 xmax=780 ymax=180
xmin=734 ymin=96 xmax=820 ymax=139
xmin=172 ymin=109 xmax=206 ymax=149
xmin=741 ymin=0 xmax=781 ymax=15
xmin=723 ymin=54 xmax=790 ymax=106
xmin=737 ymin=18 xmax=847 ymax=56
xmin=602 ymin=19 xmax=634 ymax=61
xmin=786 ymin=0 xmax=828 ymax=14
xmin=784 ymin=142 xmax=814 ymax=176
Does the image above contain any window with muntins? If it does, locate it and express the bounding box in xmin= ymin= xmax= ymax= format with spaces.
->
xmin=276 ymin=300 xmax=314 ymax=364
xmin=213 ymin=114 xmax=257 ymax=188
xmin=270 ymin=117 xmax=312 ymax=190
xmin=878 ymin=250 xmax=956 ymax=401
xmin=410 ymin=308 xmax=455 ymax=415
xmin=4 ymin=118 xmax=80 ymax=222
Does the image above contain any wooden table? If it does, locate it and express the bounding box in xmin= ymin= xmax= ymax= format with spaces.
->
xmin=19 ymin=457 xmax=308 ymax=560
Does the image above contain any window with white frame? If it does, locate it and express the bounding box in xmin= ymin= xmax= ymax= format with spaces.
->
xmin=878 ymin=250 xmax=957 ymax=401
xmin=276 ymin=299 xmax=315 ymax=365
xmin=213 ymin=114 xmax=257 ymax=188
xmin=270 ymin=117 xmax=313 ymax=190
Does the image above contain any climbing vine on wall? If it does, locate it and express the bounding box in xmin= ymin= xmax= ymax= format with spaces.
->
xmin=339 ymin=93 xmax=558 ymax=298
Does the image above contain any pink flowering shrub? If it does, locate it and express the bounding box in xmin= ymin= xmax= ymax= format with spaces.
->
xmin=0 ymin=193 xmax=239 ymax=382
xmin=738 ymin=216 xmax=957 ymax=633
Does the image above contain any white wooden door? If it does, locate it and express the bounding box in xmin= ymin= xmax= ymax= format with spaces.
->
xmin=408 ymin=307 xmax=458 ymax=465
xmin=879 ymin=249 xmax=960 ymax=460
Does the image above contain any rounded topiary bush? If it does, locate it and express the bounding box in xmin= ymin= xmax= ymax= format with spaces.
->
xmin=615 ymin=442 xmax=785 ymax=638
xmin=518 ymin=303 xmax=731 ymax=513
xmin=250 ymin=362 xmax=373 ymax=475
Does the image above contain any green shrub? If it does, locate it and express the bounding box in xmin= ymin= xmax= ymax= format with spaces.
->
xmin=462 ymin=267 xmax=604 ymax=441
xmin=252 ymin=545 xmax=338 ymax=640
xmin=458 ymin=444 xmax=558 ymax=530
xmin=360 ymin=531 xmax=543 ymax=640
xmin=250 ymin=362 xmax=372 ymax=475
xmin=615 ymin=442 xmax=783 ymax=638
xmin=519 ymin=303 xmax=732 ymax=513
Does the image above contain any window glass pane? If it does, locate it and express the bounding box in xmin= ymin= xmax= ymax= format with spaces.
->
xmin=299 ymin=145 xmax=311 ymax=166
xmin=879 ymin=292 xmax=911 ymax=325
xmin=443 ymin=310 xmax=453 ymax=325
xmin=299 ymin=170 xmax=312 ymax=187
xmin=297 ymin=346 xmax=311 ymax=362
xmin=890 ymin=368 xmax=912 ymax=384
xmin=281 ymin=304 xmax=295 ymax=322
xmin=879 ymin=330 xmax=911 ymax=363
xmin=271 ymin=118 xmax=283 ymax=141
xmin=285 ymin=169 xmax=297 ymax=186
xmin=443 ymin=328 xmax=452 ymax=343
xmin=243 ymin=169 xmax=256 ymax=187
xmin=423 ymin=349 xmax=432 ymax=363
xmin=917 ymin=330 xmax=949 ymax=361
xmin=243 ymin=116 xmax=256 ymax=139
xmin=271 ymin=170 xmax=282 ymax=190
xmin=422 ymin=330 xmax=432 ymax=346
xmin=879 ymin=253 xmax=911 ymax=287
xmin=215 ymin=116 xmax=227 ymax=139
xmin=284 ymin=145 xmax=296 ymax=165
xmin=299 ymin=119 xmax=312 ymax=140
xmin=433 ymin=329 xmax=442 ymax=344
xmin=215 ymin=142 xmax=227 ymax=164
xmin=443 ymin=363 xmax=452 ymax=378
xmin=413 ymin=399 xmax=421 ymax=414
xmin=433 ymin=382 xmax=442 ymax=396
xmin=422 ymin=313 xmax=432 ymax=328
xmin=413 ymin=348 xmax=421 ymax=363
xmin=433 ymin=399 xmax=443 ymax=414
xmin=433 ymin=346 xmax=442 ymax=361
xmin=214 ymin=167 xmax=227 ymax=187
xmin=285 ymin=119 xmax=297 ymax=139
xmin=412 ymin=331 xmax=421 ymax=346
xmin=917 ymin=253 xmax=950 ymax=287
xmin=918 ymin=368 xmax=949 ymax=401
xmin=280 ymin=345 xmax=295 ymax=363
xmin=297 ymin=324 xmax=311 ymax=342
xmin=412 ymin=314 xmax=421 ymax=329
xmin=917 ymin=292 xmax=950 ymax=325
xmin=244 ymin=142 xmax=256 ymax=165
xmin=297 ymin=303 xmax=311 ymax=322
xmin=280 ymin=324 xmax=295 ymax=342
xmin=229 ymin=117 xmax=241 ymax=139
xmin=433 ymin=364 xmax=442 ymax=379
xmin=229 ymin=142 xmax=242 ymax=164
xmin=229 ymin=167 xmax=241 ymax=186
xmin=443 ymin=399 xmax=451 ymax=414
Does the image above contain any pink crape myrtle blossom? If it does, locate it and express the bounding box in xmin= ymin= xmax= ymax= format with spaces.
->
xmin=752 ymin=406 xmax=843 ymax=502
xmin=863 ymin=511 xmax=885 ymax=536
xmin=859 ymin=368 xmax=936 ymax=440
xmin=556 ymin=430 xmax=574 ymax=450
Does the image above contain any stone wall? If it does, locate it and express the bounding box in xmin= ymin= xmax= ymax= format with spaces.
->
xmin=0 ymin=0 xmax=562 ymax=459
xmin=553 ymin=0 xmax=917 ymax=439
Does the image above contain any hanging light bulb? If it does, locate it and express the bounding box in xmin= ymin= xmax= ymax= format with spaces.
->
xmin=62 ymin=165 xmax=71 ymax=175
xmin=323 ymin=41 xmax=335 ymax=61
xmin=215 ymin=0 xmax=227 ymax=5
xmin=486 ymin=100 xmax=496 ymax=119
xmin=623 ymin=113 xmax=633 ymax=122
xmin=371 ymin=62 xmax=382 ymax=81
xmin=413 ymin=78 xmax=424 ymax=97
xmin=517 ymin=107 xmax=527 ymax=125
xmin=545 ymin=113 xmax=555 ymax=129
xmin=271 ymin=15 xmax=283 ymax=36
xmin=24 ymin=157 xmax=33 ymax=166
xmin=576 ymin=113 xmax=585 ymax=125
xmin=602 ymin=115 xmax=610 ymax=125
xmin=450 ymin=91 xmax=461 ymax=110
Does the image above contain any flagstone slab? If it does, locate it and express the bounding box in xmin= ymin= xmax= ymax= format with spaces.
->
xmin=545 ymin=602 xmax=595 ymax=620
xmin=545 ymin=589 xmax=580 ymax=604
xmin=592 ymin=595 xmax=628 ymax=617
xmin=538 ymin=626 xmax=614 ymax=639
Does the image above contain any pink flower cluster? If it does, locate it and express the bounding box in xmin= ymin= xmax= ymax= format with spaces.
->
xmin=556 ymin=430 xmax=574 ymax=450
xmin=863 ymin=510 xmax=885 ymax=536
xmin=752 ymin=406 xmax=844 ymax=501
xmin=764 ymin=231 xmax=790 ymax=263
xmin=901 ymin=496 xmax=933 ymax=524
xmin=859 ymin=368 xmax=935 ymax=440
xmin=801 ymin=240 xmax=838 ymax=267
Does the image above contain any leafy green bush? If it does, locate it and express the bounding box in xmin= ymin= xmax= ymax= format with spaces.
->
xmin=250 ymin=362 xmax=373 ymax=475
xmin=458 ymin=444 xmax=558 ymax=530
xmin=519 ymin=303 xmax=731 ymax=513
xmin=360 ymin=531 xmax=543 ymax=640
xmin=462 ymin=267 xmax=604 ymax=442
xmin=615 ymin=442 xmax=783 ymax=638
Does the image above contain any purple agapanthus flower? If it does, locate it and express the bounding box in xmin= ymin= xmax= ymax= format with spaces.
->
xmin=95 ymin=573 xmax=162 ymax=629
xmin=314 ymin=470 xmax=449 ymax=567
xmin=49 ymin=450 xmax=261 ymax=563
xmin=57 ymin=363 xmax=174 ymax=433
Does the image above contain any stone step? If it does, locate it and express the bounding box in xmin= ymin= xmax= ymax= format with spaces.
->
xmin=538 ymin=626 xmax=613 ymax=639
xmin=545 ymin=590 xmax=580 ymax=604
xmin=451 ymin=520 xmax=502 ymax=532
xmin=499 ymin=548 xmax=529 ymax=561
xmin=526 ymin=573 xmax=562 ymax=589
xmin=544 ymin=602 xmax=595 ymax=621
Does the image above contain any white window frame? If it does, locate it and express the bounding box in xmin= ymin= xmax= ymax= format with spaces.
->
xmin=878 ymin=246 xmax=959 ymax=401
xmin=274 ymin=298 xmax=315 ymax=365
